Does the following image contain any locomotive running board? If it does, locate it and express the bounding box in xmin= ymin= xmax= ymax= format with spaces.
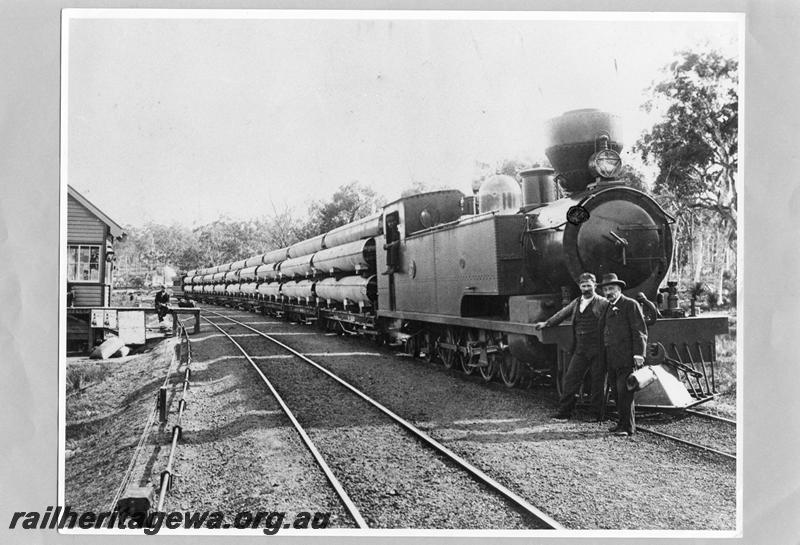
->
xmin=377 ymin=310 xmax=544 ymax=337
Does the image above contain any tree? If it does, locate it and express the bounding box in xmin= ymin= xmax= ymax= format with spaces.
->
xmin=115 ymin=222 xmax=198 ymax=274
xmin=304 ymin=182 xmax=385 ymax=236
xmin=261 ymin=202 xmax=306 ymax=249
xmin=635 ymin=49 xmax=738 ymax=303
xmin=193 ymin=218 xmax=275 ymax=266
xmin=399 ymin=179 xmax=451 ymax=198
xmin=635 ymin=49 xmax=738 ymax=239
xmin=616 ymin=164 xmax=649 ymax=193
xmin=176 ymin=245 xmax=207 ymax=271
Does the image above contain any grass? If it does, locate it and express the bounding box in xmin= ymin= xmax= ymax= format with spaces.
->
xmin=715 ymin=334 xmax=736 ymax=394
xmin=109 ymin=291 xmax=147 ymax=308
xmin=707 ymin=314 xmax=737 ymax=415
xmin=66 ymin=363 xmax=111 ymax=396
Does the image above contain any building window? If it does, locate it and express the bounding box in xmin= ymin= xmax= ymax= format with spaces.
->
xmin=68 ymin=245 xmax=101 ymax=282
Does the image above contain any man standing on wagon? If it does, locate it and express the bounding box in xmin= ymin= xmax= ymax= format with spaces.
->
xmin=598 ymin=273 xmax=648 ymax=437
xmin=535 ymin=272 xmax=609 ymax=421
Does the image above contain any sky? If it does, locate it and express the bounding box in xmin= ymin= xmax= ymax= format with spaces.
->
xmin=65 ymin=11 xmax=740 ymax=228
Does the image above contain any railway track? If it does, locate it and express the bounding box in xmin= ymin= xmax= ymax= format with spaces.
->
xmin=202 ymin=308 xmax=562 ymax=530
xmin=685 ymin=408 xmax=737 ymax=426
xmin=201 ymin=315 xmax=367 ymax=528
xmin=637 ymin=410 xmax=737 ymax=461
xmin=209 ymin=305 xmax=737 ymax=466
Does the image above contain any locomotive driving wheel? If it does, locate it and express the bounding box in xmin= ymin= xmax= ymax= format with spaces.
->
xmin=422 ymin=331 xmax=437 ymax=363
xmin=438 ymin=327 xmax=459 ymax=369
xmin=405 ymin=333 xmax=420 ymax=358
xmin=479 ymin=331 xmax=501 ymax=382
xmin=459 ymin=329 xmax=478 ymax=375
xmin=499 ymin=351 xmax=520 ymax=387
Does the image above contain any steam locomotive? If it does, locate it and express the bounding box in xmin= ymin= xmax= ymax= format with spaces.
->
xmin=183 ymin=109 xmax=728 ymax=410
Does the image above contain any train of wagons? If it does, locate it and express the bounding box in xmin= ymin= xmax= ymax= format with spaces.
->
xmin=183 ymin=108 xmax=729 ymax=410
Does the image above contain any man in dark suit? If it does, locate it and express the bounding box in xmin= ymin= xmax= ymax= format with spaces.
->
xmin=598 ymin=273 xmax=648 ymax=436
xmin=536 ymin=272 xmax=609 ymax=420
xmin=154 ymin=284 xmax=170 ymax=323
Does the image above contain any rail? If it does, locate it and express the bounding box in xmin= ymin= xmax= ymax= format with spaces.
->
xmin=204 ymin=308 xmax=563 ymax=530
xmin=201 ymin=315 xmax=368 ymax=528
xmin=637 ymin=425 xmax=736 ymax=461
xmin=685 ymin=408 xmax=737 ymax=426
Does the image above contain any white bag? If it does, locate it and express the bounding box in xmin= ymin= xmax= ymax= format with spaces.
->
xmin=627 ymin=365 xmax=657 ymax=391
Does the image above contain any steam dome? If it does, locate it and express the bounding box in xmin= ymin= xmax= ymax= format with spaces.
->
xmin=478 ymin=175 xmax=522 ymax=215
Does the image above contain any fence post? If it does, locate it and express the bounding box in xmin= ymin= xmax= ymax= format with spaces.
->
xmin=158 ymin=387 xmax=167 ymax=423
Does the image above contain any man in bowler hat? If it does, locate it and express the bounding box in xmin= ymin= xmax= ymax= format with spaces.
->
xmin=535 ymin=272 xmax=609 ymax=420
xmin=598 ymin=273 xmax=648 ymax=436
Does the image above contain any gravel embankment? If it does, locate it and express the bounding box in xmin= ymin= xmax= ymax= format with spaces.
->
xmin=65 ymin=339 xmax=179 ymax=511
xmin=65 ymin=322 xmax=356 ymax=528
xmin=204 ymin=305 xmax=736 ymax=531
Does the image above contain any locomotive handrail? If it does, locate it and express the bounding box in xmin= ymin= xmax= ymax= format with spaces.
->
xmin=524 ymin=221 xmax=568 ymax=233
xmin=580 ymin=185 xmax=677 ymax=224
xmin=405 ymin=209 xmax=499 ymax=239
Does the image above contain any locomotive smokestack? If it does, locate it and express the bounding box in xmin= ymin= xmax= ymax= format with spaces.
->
xmin=544 ymin=109 xmax=624 ymax=193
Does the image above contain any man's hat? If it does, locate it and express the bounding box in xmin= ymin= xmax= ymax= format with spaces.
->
xmin=598 ymin=273 xmax=626 ymax=288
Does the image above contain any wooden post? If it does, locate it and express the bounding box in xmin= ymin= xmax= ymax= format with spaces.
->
xmin=158 ymin=387 xmax=167 ymax=423
xmin=181 ymin=336 xmax=189 ymax=365
xmin=88 ymin=320 xmax=97 ymax=350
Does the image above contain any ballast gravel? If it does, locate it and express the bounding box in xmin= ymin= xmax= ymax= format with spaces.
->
xmin=207 ymin=317 xmax=548 ymax=529
xmin=204 ymin=306 xmax=736 ymax=531
xmin=155 ymin=324 xmax=356 ymax=528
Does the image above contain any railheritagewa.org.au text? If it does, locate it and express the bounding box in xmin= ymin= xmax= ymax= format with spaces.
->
xmin=9 ymin=506 xmax=331 ymax=535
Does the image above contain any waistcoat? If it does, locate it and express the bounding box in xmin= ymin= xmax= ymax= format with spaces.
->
xmin=574 ymin=302 xmax=601 ymax=354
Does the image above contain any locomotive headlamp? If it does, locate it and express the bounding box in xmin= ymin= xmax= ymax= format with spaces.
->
xmin=588 ymin=149 xmax=622 ymax=179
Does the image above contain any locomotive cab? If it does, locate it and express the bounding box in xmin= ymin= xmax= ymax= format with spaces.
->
xmin=376 ymin=189 xmax=536 ymax=317
xmin=376 ymin=190 xmax=464 ymax=311
xmin=381 ymin=190 xmax=465 ymax=240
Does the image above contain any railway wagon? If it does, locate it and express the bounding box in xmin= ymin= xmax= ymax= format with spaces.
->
xmin=185 ymin=108 xmax=728 ymax=410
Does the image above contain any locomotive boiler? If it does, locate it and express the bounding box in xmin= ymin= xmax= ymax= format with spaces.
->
xmin=184 ymin=108 xmax=728 ymax=410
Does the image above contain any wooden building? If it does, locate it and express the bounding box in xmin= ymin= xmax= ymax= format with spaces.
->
xmin=67 ymin=185 xmax=125 ymax=307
